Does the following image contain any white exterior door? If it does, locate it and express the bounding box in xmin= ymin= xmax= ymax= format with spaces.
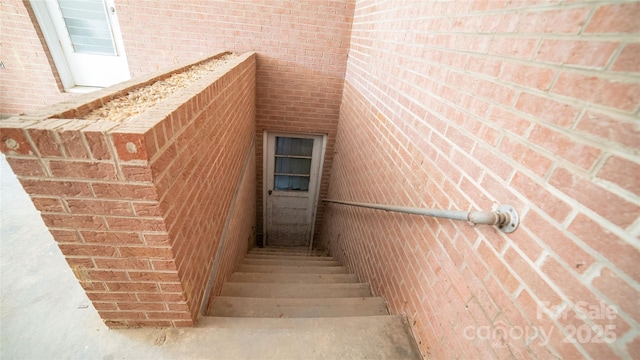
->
xmin=265 ymin=133 xmax=325 ymax=248
xmin=33 ymin=0 xmax=130 ymax=88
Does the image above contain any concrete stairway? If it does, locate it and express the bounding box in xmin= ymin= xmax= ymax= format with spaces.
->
xmin=204 ymin=247 xmax=421 ymax=359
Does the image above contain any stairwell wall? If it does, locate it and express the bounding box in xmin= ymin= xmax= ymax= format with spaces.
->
xmin=321 ymin=1 xmax=639 ymax=359
xmin=205 ymin=143 xmax=257 ymax=307
xmin=0 ymin=52 xmax=257 ymax=327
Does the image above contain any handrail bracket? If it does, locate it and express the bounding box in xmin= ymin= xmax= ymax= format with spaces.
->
xmin=496 ymin=205 xmax=519 ymax=233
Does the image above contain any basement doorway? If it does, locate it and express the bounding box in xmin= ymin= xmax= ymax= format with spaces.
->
xmin=263 ymin=132 xmax=326 ymax=249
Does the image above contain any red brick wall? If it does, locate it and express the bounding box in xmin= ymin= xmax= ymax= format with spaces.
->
xmin=205 ymin=145 xmax=256 ymax=312
xmin=322 ymin=1 xmax=639 ymax=358
xmin=148 ymin=53 xmax=256 ymax=323
xmin=2 ymin=0 xmax=355 ymax=245
xmin=0 ymin=0 xmax=72 ymax=114
xmin=0 ymin=52 xmax=256 ymax=327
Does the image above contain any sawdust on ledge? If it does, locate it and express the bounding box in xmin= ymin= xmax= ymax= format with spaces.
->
xmin=84 ymin=53 xmax=239 ymax=123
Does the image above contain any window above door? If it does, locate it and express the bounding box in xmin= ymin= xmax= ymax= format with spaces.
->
xmin=29 ymin=0 xmax=130 ymax=93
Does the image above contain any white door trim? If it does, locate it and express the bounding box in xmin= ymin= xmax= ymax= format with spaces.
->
xmin=262 ymin=131 xmax=326 ymax=249
xmin=30 ymin=0 xmax=75 ymax=90
xmin=307 ymin=134 xmax=326 ymax=251
xmin=262 ymin=131 xmax=268 ymax=248
xmin=29 ymin=0 xmax=130 ymax=92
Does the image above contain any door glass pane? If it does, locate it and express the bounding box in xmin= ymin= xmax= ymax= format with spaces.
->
xmin=57 ymin=0 xmax=116 ymax=55
xmin=275 ymin=157 xmax=311 ymax=175
xmin=274 ymin=176 xmax=310 ymax=191
xmin=273 ymin=136 xmax=314 ymax=192
xmin=276 ymin=137 xmax=313 ymax=157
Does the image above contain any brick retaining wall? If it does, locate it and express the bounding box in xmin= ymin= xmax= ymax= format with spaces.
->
xmin=322 ymin=2 xmax=639 ymax=358
xmin=0 ymin=51 xmax=257 ymax=327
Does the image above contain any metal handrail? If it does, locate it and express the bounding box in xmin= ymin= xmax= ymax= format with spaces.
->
xmin=323 ymin=199 xmax=519 ymax=233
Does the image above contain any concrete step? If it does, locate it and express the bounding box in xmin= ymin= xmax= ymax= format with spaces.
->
xmin=209 ymin=297 xmax=388 ymax=318
xmin=197 ymin=316 xmax=421 ymax=359
xmin=242 ymin=258 xmax=341 ymax=267
xmin=230 ymin=272 xmax=359 ymax=283
xmin=251 ymin=246 xmax=311 ymax=251
xmin=221 ymin=282 xmax=372 ymax=298
xmin=249 ymin=248 xmax=325 ymax=256
xmin=244 ymin=254 xmax=335 ymax=261
xmin=250 ymin=246 xmax=316 ymax=252
xmin=247 ymin=251 xmax=325 ymax=258
xmin=237 ymin=264 xmax=348 ymax=274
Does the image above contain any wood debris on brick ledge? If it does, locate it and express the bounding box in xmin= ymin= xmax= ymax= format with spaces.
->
xmin=84 ymin=53 xmax=239 ymax=123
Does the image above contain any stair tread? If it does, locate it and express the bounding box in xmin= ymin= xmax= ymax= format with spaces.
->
xmin=201 ymin=250 xmax=420 ymax=359
xmin=230 ymin=272 xmax=358 ymax=283
xmin=209 ymin=296 xmax=388 ymax=318
xmin=221 ymin=282 xmax=372 ymax=298
xmin=248 ymin=252 xmax=325 ymax=258
xmin=237 ymin=264 xmax=348 ymax=274
xmin=197 ymin=316 xmax=421 ymax=359
xmin=244 ymin=254 xmax=335 ymax=261
xmin=242 ymin=258 xmax=341 ymax=266
xmin=249 ymin=247 xmax=322 ymax=254
xmin=252 ymin=246 xmax=311 ymax=250
xmin=247 ymin=251 xmax=326 ymax=259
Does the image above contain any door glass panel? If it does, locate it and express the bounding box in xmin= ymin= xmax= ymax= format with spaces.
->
xmin=275 ymin=137 xmax=313 ymax=157
xmin=274 ymin=175 xmax=310 ymax=191
xmin=274 ymin=137 xmax=313 ymax=191
xmin=275 ymin=157 xmax=311 ymax=175
xmin=57 ymin=0 xmax=116 ymax=55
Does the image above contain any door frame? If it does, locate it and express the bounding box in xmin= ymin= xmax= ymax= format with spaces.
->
xmin=262 ymin=131 xmax=327 ymax=250
xmin=29 ymin=0 xmax=130 ymax=92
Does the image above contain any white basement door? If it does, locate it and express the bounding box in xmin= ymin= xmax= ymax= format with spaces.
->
xmin=265 ymin=133 xmax=324 ymax=247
